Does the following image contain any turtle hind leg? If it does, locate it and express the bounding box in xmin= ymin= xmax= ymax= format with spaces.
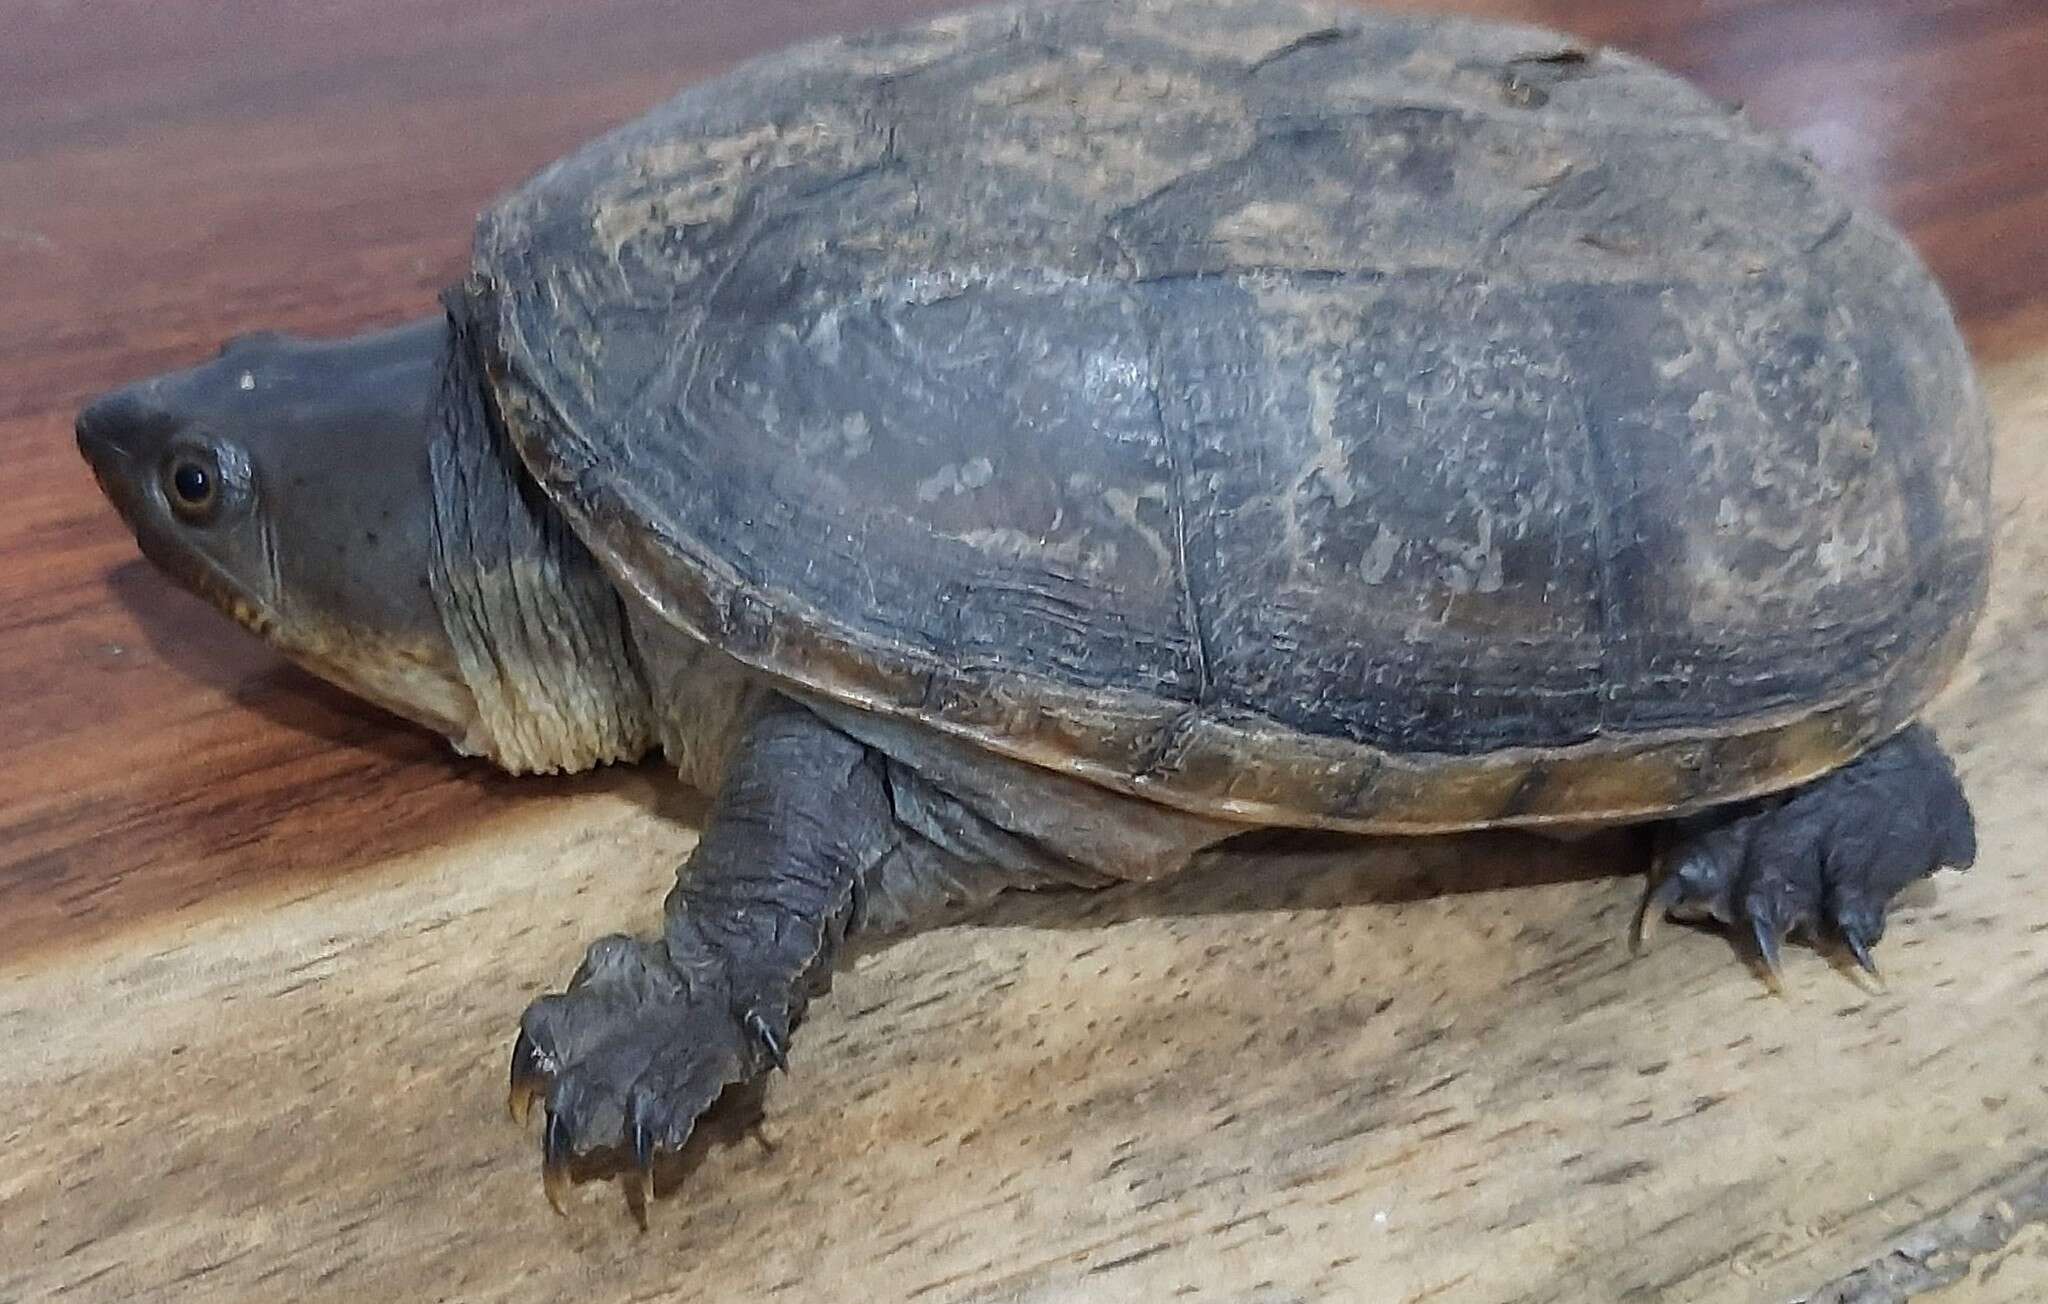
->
xmin=1635 ymin=723 xmax=1975 ymax=988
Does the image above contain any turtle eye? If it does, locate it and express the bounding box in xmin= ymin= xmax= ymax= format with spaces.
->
xmin=162 ymin=447 xmax=223 ymax=523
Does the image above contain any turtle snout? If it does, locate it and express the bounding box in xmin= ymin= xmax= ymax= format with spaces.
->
xmin=76 ymin=381 xmax=193 ymax=540
xmin=76 ymin=384 xmax=167 ymax=469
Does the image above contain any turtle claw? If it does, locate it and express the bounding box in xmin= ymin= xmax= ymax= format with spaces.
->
xmin=541 ymin=1107 xmax=574 ymax=1217
xmin=1629 ymin=871 xmax=1685 ymax=954
xmin=508 ymin=1028 xmax=552 ymax=1123
xmin=625 ymin=1087 xmax=664 ymax=1220
xmin=1839 ymin=924 xmax=1886 ymax=990
xmin=745 ymin=1009 xmax=790 ymax=1074
xmin=627 ymin=1096 xmax=659 ymax=1173
xmin=1748 ymin=911 xmax=1787 ymax=995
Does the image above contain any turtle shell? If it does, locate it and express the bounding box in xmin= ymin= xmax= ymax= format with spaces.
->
xmin=465 ymin=0 xmax=1990 ymax=832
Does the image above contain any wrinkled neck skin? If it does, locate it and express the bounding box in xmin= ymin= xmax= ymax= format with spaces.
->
xmin=427 ymin=322 xmax=657 ymax=775
xmin=619 ymin=609 xmax=775 ymax=793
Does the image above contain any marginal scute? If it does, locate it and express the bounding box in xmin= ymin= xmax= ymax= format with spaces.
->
xmin=466 ymin=0 xmax=1991 ymax=832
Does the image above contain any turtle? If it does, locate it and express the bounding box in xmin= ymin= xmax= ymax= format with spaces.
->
xmin=76 ymin=0 xmax=1989 ymax=1216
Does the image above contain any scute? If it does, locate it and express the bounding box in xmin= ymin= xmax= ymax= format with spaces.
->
xmin=466 ymin=0 xmax=1990 ymax=832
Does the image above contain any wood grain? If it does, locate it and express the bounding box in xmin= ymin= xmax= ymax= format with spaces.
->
xmin=4 ymin=1 xmax=2048 ymax=1300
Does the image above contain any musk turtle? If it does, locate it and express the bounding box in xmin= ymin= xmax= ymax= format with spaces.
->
xmin=77 ymin=0 xmax=1989 ymax=1214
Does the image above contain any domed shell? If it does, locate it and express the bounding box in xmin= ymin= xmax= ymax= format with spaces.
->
xmin=465 ymin=0 xmax=1990 ymax=832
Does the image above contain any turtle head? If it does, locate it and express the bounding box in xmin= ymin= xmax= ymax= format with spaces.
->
xmin=79 ymin=314 xmax=656 ymax=774
xmin=76 ymin=318 xmax=484 ymax=748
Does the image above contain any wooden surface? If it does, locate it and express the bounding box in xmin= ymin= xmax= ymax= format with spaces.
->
xmin=4 ymin=1 xmax=2047 ymax=1300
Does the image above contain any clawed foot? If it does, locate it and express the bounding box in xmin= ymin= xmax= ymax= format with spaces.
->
xmin=507 ymin=934 xmax=794 ymax=1220
xmin=1633 ymin=725 xmax=1975 ymax=990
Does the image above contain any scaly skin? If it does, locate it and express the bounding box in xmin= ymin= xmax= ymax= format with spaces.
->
xmin=509 ymin=700 xmax=940 ymax=1218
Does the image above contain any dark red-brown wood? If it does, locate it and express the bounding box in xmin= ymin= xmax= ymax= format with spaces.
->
xmin=4 ymin=0 xmax=2046 ymax=961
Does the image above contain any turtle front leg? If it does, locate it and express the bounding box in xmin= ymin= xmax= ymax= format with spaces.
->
xmin=1634 ymin=723 xmax=1976 ymax=987
xmin=508 ymin=698 xmax=1013 ymax=1217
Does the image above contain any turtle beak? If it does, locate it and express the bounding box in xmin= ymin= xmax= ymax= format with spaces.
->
xmin=76 ymin=382 xmax=198 ymax=584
